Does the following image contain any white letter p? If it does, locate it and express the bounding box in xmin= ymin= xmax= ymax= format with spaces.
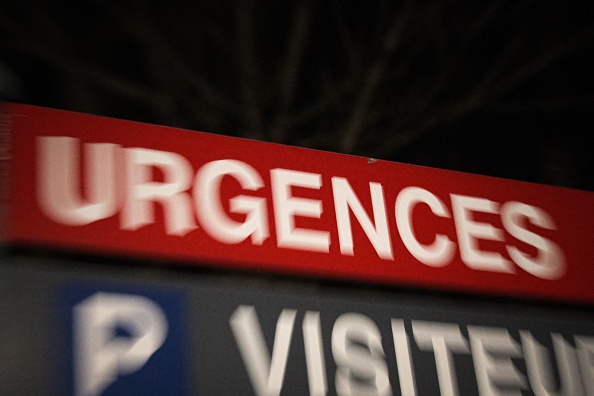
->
xmin=73 ymin=292 xmax=168 ymax=396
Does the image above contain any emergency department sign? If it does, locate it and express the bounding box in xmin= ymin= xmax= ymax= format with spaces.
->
xmin=2 ymin=103 xmax=594 ymax=303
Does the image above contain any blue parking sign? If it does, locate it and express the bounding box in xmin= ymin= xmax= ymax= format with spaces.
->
xmin=59 ymin=282 xmax=188 ymax=396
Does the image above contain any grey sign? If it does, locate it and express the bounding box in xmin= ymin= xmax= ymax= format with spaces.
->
xmin=1 ymin=254 xmax=593 ymax=395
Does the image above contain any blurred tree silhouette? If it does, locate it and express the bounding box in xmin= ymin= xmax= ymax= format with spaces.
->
xmin=1 ymin=0 xmax=593 ymax=189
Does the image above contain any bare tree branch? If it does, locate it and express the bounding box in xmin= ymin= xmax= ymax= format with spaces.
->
xmin=236 ymin=0 xmax=264 ymax=139
xmin=1 ymin=39 xmax=167 ymax=111
xmin=1 ymin=0 xmax=591 ymax=192
xmin=339 ymin=4 xmax=409 ymax=153
xmin=96 ymin=2 xmax=240 ymax=122
xmin=486 ymin=26 xmax=594 ymax=101
xmin=270 ymin=0 xmax=314 ymax=143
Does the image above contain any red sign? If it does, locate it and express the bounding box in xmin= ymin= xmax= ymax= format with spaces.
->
xmin=3 ymin=103 xmax=594 ymax=303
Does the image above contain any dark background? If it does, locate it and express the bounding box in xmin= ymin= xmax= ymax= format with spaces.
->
xmin=1 ymin=0 xmax=593 ymax=191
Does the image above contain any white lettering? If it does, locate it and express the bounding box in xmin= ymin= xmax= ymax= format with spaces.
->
xmin=332 ymin=313 xmax=392 ymax=396
xmin=73 ymin=292 xmax=168 ymax=396
xmin=521 ymin=332 xmax=583 ymax=396
xmin=122 ymin=148 xmax=196 ymax=235
xmin=575 ymin=336 xmax=594 ymax=396
xmin=37 ymin=137 xmax=118 ymax=225
xmin=304 ymin=311 xmax=328 ymax=396
xmin=271 ymin=169 xmax=329 ymax=252
xmin=332 ymin=178 xmax=393 ymax=260
xmin=451 ymin=195 xmax=513 ymax=273
xmin=229 ymin=305 xmax=296 ymax=396
xmin=35 ymin=137 xmax=569 ymax=285
xmin=502 ymin=202 xmax=565 ymax=280
xmin=412 ymin=321 xmax=469 ymax=396
xmin=392 ymin=319 xmax=417 ymax=396
xmin=396 ymin=187 xmax=455 ymax=267
xmin=195 ymin=160 xmax=269 ymax=244
xmin=469 ymin=326 xmax=527 ymax=396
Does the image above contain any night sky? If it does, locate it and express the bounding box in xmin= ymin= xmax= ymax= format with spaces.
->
xmin=1 ymin=1 xmax=593 ymax=190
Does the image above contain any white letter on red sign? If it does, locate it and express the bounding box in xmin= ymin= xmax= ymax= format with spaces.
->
xmin=271 ymin=169 xmax=329 ymax=253
xmin=332 ymin=178 xmax=393 ymax=260
xmin=195 ymin=160 xmax=269 ymax=245
xmin=396 ymin=187 xmax=455 ymax=267
xmin=501 ymin=202 xmax=565 ymax=280
xmin=451 ymin=195 xmax=513 ymax=273
xmin=37 ymin=137 xmax=118 ymax=225
xmin=122 ymin=148 xmax=196 ymax=235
